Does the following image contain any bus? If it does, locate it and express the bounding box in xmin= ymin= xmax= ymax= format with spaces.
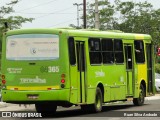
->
xmin=1 ymin=28 xmax=155 ymax=113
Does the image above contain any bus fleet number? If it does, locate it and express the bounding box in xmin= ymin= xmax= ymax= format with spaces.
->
xmin=48 ymin=66 xmax=59 ymax=73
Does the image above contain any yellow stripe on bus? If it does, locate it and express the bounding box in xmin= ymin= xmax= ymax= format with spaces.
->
xmin=137 ymin=64 xmax=147 ymax=84
xmin=7 ymin=86 xmax=60 ymax=90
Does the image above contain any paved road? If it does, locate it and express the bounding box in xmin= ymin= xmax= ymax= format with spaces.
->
xmin=0 ymin=94 xmax=160 ymax=120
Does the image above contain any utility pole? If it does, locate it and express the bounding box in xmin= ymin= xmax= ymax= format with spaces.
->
xmin=95 ymin=0 xmax=99 ymax=29
xmin=73 ymin=3 xmax=83 ymax=27
xmin=83 ymin=0 xmax=86 ymax=29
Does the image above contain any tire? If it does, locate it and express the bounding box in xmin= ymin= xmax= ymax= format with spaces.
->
xmin=35 ymin=103 xmax=57 ymax=115
xmin=93 ymin=87 xmax=103 ymax=112
xmin=81 ymin=87 xmax=103 ymax=113
xmin=133 ymin=84 xmax=145 ymax=106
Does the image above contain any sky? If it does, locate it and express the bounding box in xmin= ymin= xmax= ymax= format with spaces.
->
xmin=1 ymin=0 xmax=160 ymax=29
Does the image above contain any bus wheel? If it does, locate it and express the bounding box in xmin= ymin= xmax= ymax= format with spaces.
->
xmin=81 ymin=87 xmax=102 ymax=113
xmin=133 ymin=84 xmax=145 ymax=106
xmin=91 ymin=87 xmax=103 ymax=112
xmin=35 ymin=103 xmax=57 ymax=115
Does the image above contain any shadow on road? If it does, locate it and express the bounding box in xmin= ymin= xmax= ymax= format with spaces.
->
xmin=24 ymin=103 xmax=150 ymax=119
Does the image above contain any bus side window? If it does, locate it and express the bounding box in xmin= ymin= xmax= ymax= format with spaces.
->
xmin=101 ymin=39 xmax=114 ymax=64
xmin=89 ymin=38 xmax=102 ymax=64
xmin=134 ymin=40 xmax=145 ymax=63
xmin=68 ymin=37 xmax=76 ymax=65
xmin=114 ymin=39 xmax=124 ymax=63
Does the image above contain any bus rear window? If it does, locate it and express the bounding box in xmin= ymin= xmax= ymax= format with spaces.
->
xmin=6 ymin=34 xmax=59 ymax=60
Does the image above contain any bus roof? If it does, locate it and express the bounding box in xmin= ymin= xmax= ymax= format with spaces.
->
xmin=5 ymin=28 xmax=152 ymax=40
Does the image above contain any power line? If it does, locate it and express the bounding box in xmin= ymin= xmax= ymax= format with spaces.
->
xmin=47 ymin=18 xmax=76 ymax=28
xmin=35 ymin=6 xmax=74 ymax=19
xmin=16 ymin=0 xmax=58 ymax=12
xmin=12 ymin=12 xmax=75 ymax=15
xmin=12 ymin=0 xmax=22 ymax=7
xmin=1 ymin=0 xmax=22 ymax=17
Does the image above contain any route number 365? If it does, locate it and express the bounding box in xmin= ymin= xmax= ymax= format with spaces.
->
xmin=48 ymin=66 xmax=59 ymax=73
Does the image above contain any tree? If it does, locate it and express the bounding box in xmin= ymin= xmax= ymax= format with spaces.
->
xmin=0 ymin=0 xmax=34 ymax=41
xmin=115 ymin=0 xmax=160 ymax=44
xmin=84 ymin=0 xmax=160 ymax=46
xmin=0 ymin=0 xmax=34 ymax=69
xmin=86 ymin=0 xmax=116 ymax=30
xmin=81 ymin=0 xmax=160 ymax=65
xmin=69 ymin=0 xmax=117 ymax=30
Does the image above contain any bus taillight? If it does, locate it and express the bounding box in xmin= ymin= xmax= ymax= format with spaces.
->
xmin=61 ymin=74 xmax=66 ymax=88
xmin=2 ymin=75 xmax=5 ymax=79
xmin=61 ymin=79 xmax=65 ymax=83
xmin=2 ymin=80 xmax=6 ymax=84
xmin=61 ymin=74 xmax=66 ymax=83
xmin=61 ymin=74 xmax=65 ymax=78
xmin=2 ymin=75 xmax=6 ymax=85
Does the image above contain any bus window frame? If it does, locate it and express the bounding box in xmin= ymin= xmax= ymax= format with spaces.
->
xmin=68 ymin=37 xmax=76 ymax=66
xmin=114 ymin=39 xmax=124 ymax=64
xmin=88 ymin=38 xmax=102 ymax=65
xmin=134 ymin=40 xmax=145 ymax=64
xmin=101 ymin=38 xmax=114 ymax=65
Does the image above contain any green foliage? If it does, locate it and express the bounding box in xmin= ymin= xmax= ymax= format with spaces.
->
xmin=0 ymin=0 xmax=34 ymax=74
xmin=86 ymin=0 xmax=116 ymax=30
xmin=116 ymin=0 xmax=160 ymax=44
xmin=0 ymin=0 xmax=34 ymax=41
xmin=74 ymin=0 xmax=160 ymax=63
xmin=155 ymin=64 xmax=160 ymax=73
xmin=76 ymin=0 xmax=160 ymax=47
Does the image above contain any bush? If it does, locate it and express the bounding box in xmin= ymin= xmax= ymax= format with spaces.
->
xmin=155 ymin=64 xmax=160 ymax=73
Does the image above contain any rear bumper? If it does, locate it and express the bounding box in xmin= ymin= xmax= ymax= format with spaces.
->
xmin=2 ymin=89 xmax=70 ymax=103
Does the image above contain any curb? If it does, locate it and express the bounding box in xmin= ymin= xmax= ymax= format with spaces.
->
xmin=145 ymin=94 xmax=160 ymax=100
xmin=0 ymin=102 xmax=8 ymax=108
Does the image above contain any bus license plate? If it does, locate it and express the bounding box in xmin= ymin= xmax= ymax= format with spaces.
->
xmin=27 ymin=94 xmax=39 ymax=100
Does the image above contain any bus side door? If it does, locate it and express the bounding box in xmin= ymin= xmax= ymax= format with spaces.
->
xmin=146 ymin=43 xmax=154 ymax=94
xmin=68 ymin=37 xmax=78 ymax=104
xmin=124 ymin=44 xmax=134 ymax=96
xmin=75 ymin=41 xmax=87 ymax=103
xmin=68 ymin=37 xmax=87 ymax=104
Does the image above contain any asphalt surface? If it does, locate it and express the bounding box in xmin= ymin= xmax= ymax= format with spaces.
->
xmin=0 ymin=94 xmax=159 ymax=120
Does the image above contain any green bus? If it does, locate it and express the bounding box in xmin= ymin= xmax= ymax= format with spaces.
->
xmin=1 ymin=28 xmax=155 ymax=113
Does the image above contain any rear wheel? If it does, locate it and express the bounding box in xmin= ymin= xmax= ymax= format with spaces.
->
xmin=81 ymin=87 xmax=102 ymax=112
xmin=35 ymin=103 xmax=57 ymax=115
xmin=133 ymin=84 xmax=145 ymax=106
xmin=93 ymin=87 xmax=103 ymax=112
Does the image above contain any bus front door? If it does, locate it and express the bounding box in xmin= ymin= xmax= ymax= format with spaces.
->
xmin=76 ymin=41 xmax=87 ymax=103
xmin=125 ymin=45 xmax=134 ymax=96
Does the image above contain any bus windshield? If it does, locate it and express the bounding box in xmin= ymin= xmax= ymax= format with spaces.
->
xmin=6 ymin=34 xmax=59 ymax=60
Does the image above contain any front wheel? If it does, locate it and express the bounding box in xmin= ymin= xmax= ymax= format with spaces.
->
xmin=133 ymin=84 xmax=145 ymax=106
